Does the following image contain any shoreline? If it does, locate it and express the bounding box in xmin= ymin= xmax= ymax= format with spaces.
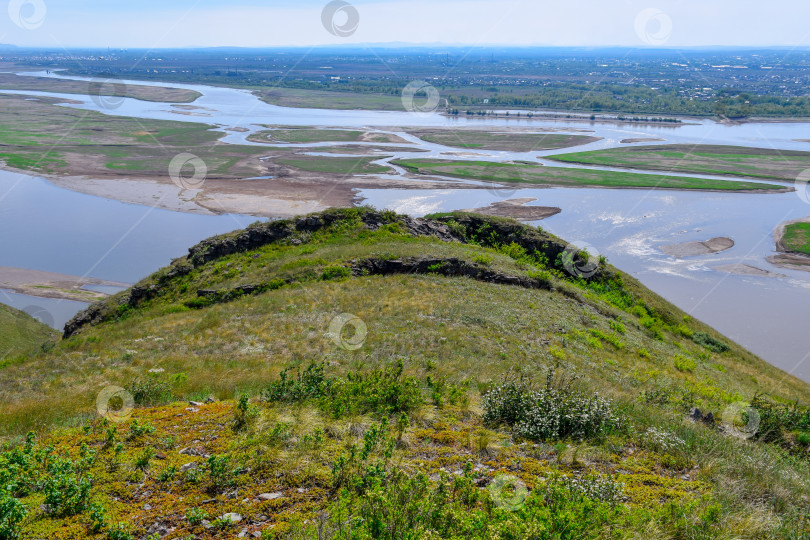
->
xmin=460 ymin=198 xmax=561 ymax=221
xmin=0 ymin=265 xmax=129 ymax=302
xmin=0 ymin=162 xmax=499 ymax=220
xmin=544 ymin=155 xmax=801 ymax=185
xmin=440 ymin=110 xmax=697 ymax=127
xmin=661 ymin=237 xmax=735 ymax=258
xmin=767 ymin=218 xmax=810 ymax=272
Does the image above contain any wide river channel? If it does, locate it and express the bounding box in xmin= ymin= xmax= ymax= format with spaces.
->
xmin=3 ymin=71 xmax=810 ymax=383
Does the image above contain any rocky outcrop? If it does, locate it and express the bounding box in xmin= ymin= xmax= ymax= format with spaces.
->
xmin=63 ymin=209 xmax=605 ymax=338
xmin=351 ymin=257 xmax=552 ymax=290
xmin=186 ymin=210 xmax=464 ymax=267
xmin=432 ymin=213 xmax=588 ymax=276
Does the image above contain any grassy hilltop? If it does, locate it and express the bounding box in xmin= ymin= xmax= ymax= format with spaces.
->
xmin=1 ymin=208 xmax=810 ymax=539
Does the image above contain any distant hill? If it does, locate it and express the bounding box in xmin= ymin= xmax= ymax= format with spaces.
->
xmin=0 ymin=303 xmax=57 ymax=362
xmin=1 ymin=208 xmax=809 ymax=539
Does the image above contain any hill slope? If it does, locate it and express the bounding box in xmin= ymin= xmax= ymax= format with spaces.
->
xmin=0 ymin=303 xmax=57 ymax=364
xmin=1 ymin=209 xmax=809 ymax=539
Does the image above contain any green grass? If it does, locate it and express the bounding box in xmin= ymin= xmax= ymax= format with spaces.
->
xmin=2 ymin=209 xmax=810 ymax=538
xmin=252 ymin=128 xmax=365 ymax=143
xmin=257 ymin=87 xmax=407 ymax=110
xmin=394 ymin=158 xmax=787 ymax=191
xmin=782 ymin=222 xmax=810 ymax=255
xmin=275 ymin=155 xmax=393 ymax=175
xmin=0 ymin=94 xmax=279 ymax=179
xmin=409 ymin=129 xmax=600 ymax=151
xmin=0 ymin=304 xmax=58 ymax=365
xmin=0 ymin=73 xmax=201 ymax=103
xmin=5 ymin=207 xmax=807 ymax=432
xmin=0 ymin=95 xmax=409 ymax=182
xmin=548 ymin=144 xmax=810 ymax=182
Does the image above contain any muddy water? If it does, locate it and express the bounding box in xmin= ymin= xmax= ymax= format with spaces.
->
xmin=3 ymin=71 xmax=810 ymax=382
xmin=359 ymin=186 xmax=810 ymax=383
xmin=0 ymin=170 xmax=259 ymax=328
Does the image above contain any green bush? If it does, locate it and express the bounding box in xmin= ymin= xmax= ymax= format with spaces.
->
xmin=498 ymin=241 xmax=528 ymax=261
xmin=324 ymin=462 xmax=624 ymax=539
xmin=88 ymin=501 xmax=108 ymax=533
xmin=263 ymin=362 xmax=331 ymax=403
xmin=186 ymin=507 xmax=208 ymax=525
xmin=133 ymin=448 xmax=155 ymax=471
xmin=673 ymin=355 xmax=697 ymax=373
xmin=483 ymin=372 xmax=621 ymax=441
xmin=207 ymin=455 xmax=235 ymax=493
xmin=125 ymin=420 xmax=155 ymax=441
xmin=158 ymin=465 xmax=178 ymax=483
xmin=183 ymin=297 xmax=213 ymax=309
xmin=426 ymin=377 xmax=469 ymax=408
xmin=473 ymin=254 xmax=493 ymax=266
xmin=527 ymin=269 xmax=553 ymax=289
xmin=692 ymin=331 xmax=729 ymax=353
xmin=589 ymin=328 xmax=625 ymax=349
xmin=321 ymin=265 xmax=351 ymax=280
xmin=42 ymin=457 xmax=93 ymax=516
xmin=0 ymin=433 xmax=38 ymax=497
xmin=106 ymin=523 xmax=134 ymax=540
xmin=750 ymin=395 xmax=810 ymax=444
xmin=609 ymin=320 xmax=626 ymax=335
xmin=126 ymin=376 xmax=173 ymax=406
xmin=232 ymin=394 xmax=258 ymax=432
xmin=0 ymin=489 xmax=26 ymax=540
xmin=324 ymin=360 xmax=422 ymax=418
xmin=264 ymin=361 xmax=422 ymax=418
xmin=556 ymin=472 xmax=625 ymax=505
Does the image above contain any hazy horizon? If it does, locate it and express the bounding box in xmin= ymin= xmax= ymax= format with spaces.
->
xmin=1 ymin=0 xmax=808 ymax=50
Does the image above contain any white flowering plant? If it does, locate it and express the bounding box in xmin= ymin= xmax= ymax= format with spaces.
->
xmin=553 ymin=472 xmax=626 ymax=506
xmin=483 ymin=370 xmax=622 ymax=441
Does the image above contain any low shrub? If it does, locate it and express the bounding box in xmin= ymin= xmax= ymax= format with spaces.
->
xmin=325 ymin=360 xmax=422 ymax=418
xmin=553 ymin=472 xmax=626 ymax=506
xmin=186 ymin=507 xmax=208 ymax=525
xmin=125 ymin=420 xmax=155 ymax=441
xmin=483 ymin=371 xmax=621 ymax=441
xmin=126 ymin=376 xmax=173 ymax=406
xmin=473 ymin=254 xmax=493 ymax=266
xmin=207 ymin=455 xmax=235 ymax=493
xmin=673 ymin=355 xmax=697 ymax=373
xmin=0 ymin=489 xmax=26 ymax=540
xmin=590 ymin=328 xmax=625 ymax=349
xmin=527 ymin=269 xmax=553 ymax=288
xmin=692 ymin=331 xmax=730 ymax=353
xmin=106 ymin=523 xmax=134 ymax=540
xmin=88 ymin=501 xmax=108 ymax=533
xmin=321 ymin=265 xmax=351 ymax=280
xmin=750 ymin=395 xmax=810 ymax=444
xmin=133 ymin=448 xmax=155 ymax=471
xmin=42 ymin=457 xmax=93 ymax=516
xmin=324 ymin=461 xmax=625 ymax=539
xmin=264 ymin=360 xmax=422 ymax=418
xmin=232 ymin=394 xmax=258 ymax=432
xmin=263 ymin=362 xmax=331 ymax=403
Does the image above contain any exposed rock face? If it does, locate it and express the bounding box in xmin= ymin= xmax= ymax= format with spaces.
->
xmin=187 ymin=211 xmax=463 ymax=266
xmin=688 ymin=407 xmax=716 ymax=426
xmin=351 ymin=257 xmax=552 ymax=290
xmin=63 ymin=209 xmax=606 ymax=338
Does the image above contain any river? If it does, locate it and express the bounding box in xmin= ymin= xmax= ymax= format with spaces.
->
xmin=2 ymin=71 xmax=810 ymax=382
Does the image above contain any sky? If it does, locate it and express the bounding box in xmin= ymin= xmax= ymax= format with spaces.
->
xmin=0 ymin=0 xmax=808 ymax=49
